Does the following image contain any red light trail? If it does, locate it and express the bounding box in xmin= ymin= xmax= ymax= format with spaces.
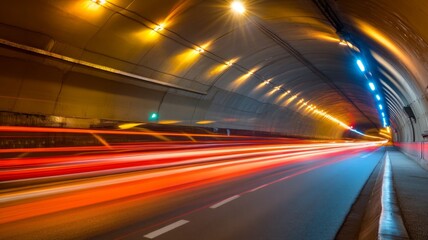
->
xmin=0 ymin=127 xmax=385 ymax=239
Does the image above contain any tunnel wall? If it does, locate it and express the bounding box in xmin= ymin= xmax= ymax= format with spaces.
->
xmin=1 ymin=0 xmax=385 ymax=140
xmin=389 ymin=46 xmax=428 ymax=170
xmin=0 ymin=0 xmax=358 ymax=140
xmin=0 ymin=46 xmax=343 ymax=139
xmin=394 ymin=142 xmax=428 ymax=170
xmin=10 ymin=0 xmax=428 ymax=141
xmin=336 ymin=0 xmax=428 ymax=161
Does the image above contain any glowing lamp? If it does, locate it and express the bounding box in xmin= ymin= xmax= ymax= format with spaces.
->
xmin=91 ymin=0 xmax=106 ymax=5
xmin=231 ymin=1 xmax=245 ymax=14
xmin=153 ymin=24 xmax=164 ymax=32
xmin=195 ymin=47 xmax=204 ymax=53
xmin=356 ymin=59 xmax=365 ymax=72
xmin=369 ymin=82 xmax=376 ymax=91
xmin=149 ymin=112 xmax=159 ymax=121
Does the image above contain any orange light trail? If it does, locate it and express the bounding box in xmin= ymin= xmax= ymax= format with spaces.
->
xmin=0 ymin=127 xmax=386 ymax=239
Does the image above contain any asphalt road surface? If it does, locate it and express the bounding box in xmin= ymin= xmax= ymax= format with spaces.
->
xmin=0 ymin=137 xmax=384 ymax=240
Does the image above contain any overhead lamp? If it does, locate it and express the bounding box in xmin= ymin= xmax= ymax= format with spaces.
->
xmin=225 ymin=61 xmax=233 ymax=66
xmin=376 ymin=94 xmax=381 ymax=100
xmin=264 ymin=80 xmax=270 ymax=85
xmin=379 ymin=104 xmax=383 ymax=110
xmin=339 ymin=39 xmax=347 ymax=46
xmin=195 ymin=47 xmax=204 ymax=53
xmin=356 ymin=59 xmax=365 ymax=72
xmin=369 ymin=82 xmax=376 ymax=91
xmin=231 ymin=1 xmax=245 ymax=14
xmin=91 ymin=0 xmax=106 ymax=5
xmin=382 ymin=112 xmax=385 ymax=117
xmin=347 ymin=42 xmax=360 ymax=52
xmin=153 ymin=24 xmax=164 ymax=32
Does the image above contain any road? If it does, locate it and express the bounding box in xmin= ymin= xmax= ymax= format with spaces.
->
xmin=0 ymin=128 xmax=385 ymax=239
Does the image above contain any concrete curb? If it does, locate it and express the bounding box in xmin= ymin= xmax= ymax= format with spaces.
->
xmin=358 ymin=152 xmax=409 ymax=240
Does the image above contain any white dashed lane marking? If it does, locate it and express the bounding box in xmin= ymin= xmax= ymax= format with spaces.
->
xmin=144 ymin=220 xmax=189 ymax=239
xmin=361 ymin=151 xmax=376 ymax=158
xmin=209 ymin=195 xmax=240 ymax=209
xmin=249 ymin=184 xmax=268 ymax=192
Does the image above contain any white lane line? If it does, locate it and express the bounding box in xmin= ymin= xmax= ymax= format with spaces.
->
xmin=249 ymin=184 xmax=268 ymax=192
xmin=210 ymin=195 xmax=240 ymax=209
xmin=361 ymin=151 xmax=376 ymax=158
xmin=144 ymin=220 xmax=189 ymax=239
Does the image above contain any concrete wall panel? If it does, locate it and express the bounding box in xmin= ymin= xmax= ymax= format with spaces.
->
xmin=54 ymin=72 xmax=166 ymax=120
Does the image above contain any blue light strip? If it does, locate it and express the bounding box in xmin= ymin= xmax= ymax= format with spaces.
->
xmin=356 ymin=59 xmax=365 ymax=72
xmin=354 ymin=54 xmax=389 ymax=128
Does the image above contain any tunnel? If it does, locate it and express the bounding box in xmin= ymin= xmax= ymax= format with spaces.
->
xmin=1 ymin=1 xmax=428 ymax=239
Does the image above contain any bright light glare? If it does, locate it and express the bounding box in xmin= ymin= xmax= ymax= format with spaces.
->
xmin=369 ymin=82 xmax=376 ymax=91
xmin=376 ymin=94 xmax=381 ymax=100
xmin=356 ymin=59 xmax=365 ymax=72
xmin=231 ymin=1 xmax=245 ymax=14
xmin=195 ymin=47 xmax=204 ymax=53
xmin=91 ymin=0 xmax=106 ymax=5
xmin=382 ymin=112 xmax=385 ymax=117
xmin=339 ymin=40 xmax=347 ymax=46
xmin=153 ymin=24 xmax=164 ymax=32
xmin=379 ymin=104 xmax=383 ymax=110
xmin=149 ymin=112 xmax=158 ymax=121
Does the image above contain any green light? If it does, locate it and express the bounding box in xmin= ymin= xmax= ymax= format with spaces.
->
xmin=149 ymin=112 xmax=158 ymax=121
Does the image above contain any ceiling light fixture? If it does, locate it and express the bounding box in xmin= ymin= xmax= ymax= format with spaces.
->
xmin=356 ymin=59 xmax=365 ymax=72
xmin=153 ymin=24 xmax=164 ymax=32
xmin=369 ymin=82 xmax=376 ymax=91
xmin=231 ymin=1 xmax=245 ymax=14
xmin=195 ymin=47 xmax=204 ymax=53
xmin=91 ymin=0 xmax=106 ymax=5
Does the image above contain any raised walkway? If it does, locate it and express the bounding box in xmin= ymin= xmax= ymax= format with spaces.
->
xmin=337 ymin=147 xmax=428 ymax=240
xmin=389 ymin=148 xmax=428 ymax=240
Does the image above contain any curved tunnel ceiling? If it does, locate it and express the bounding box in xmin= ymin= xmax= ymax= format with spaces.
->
xmin=0 ymin=0 xmax=427 ymax=140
